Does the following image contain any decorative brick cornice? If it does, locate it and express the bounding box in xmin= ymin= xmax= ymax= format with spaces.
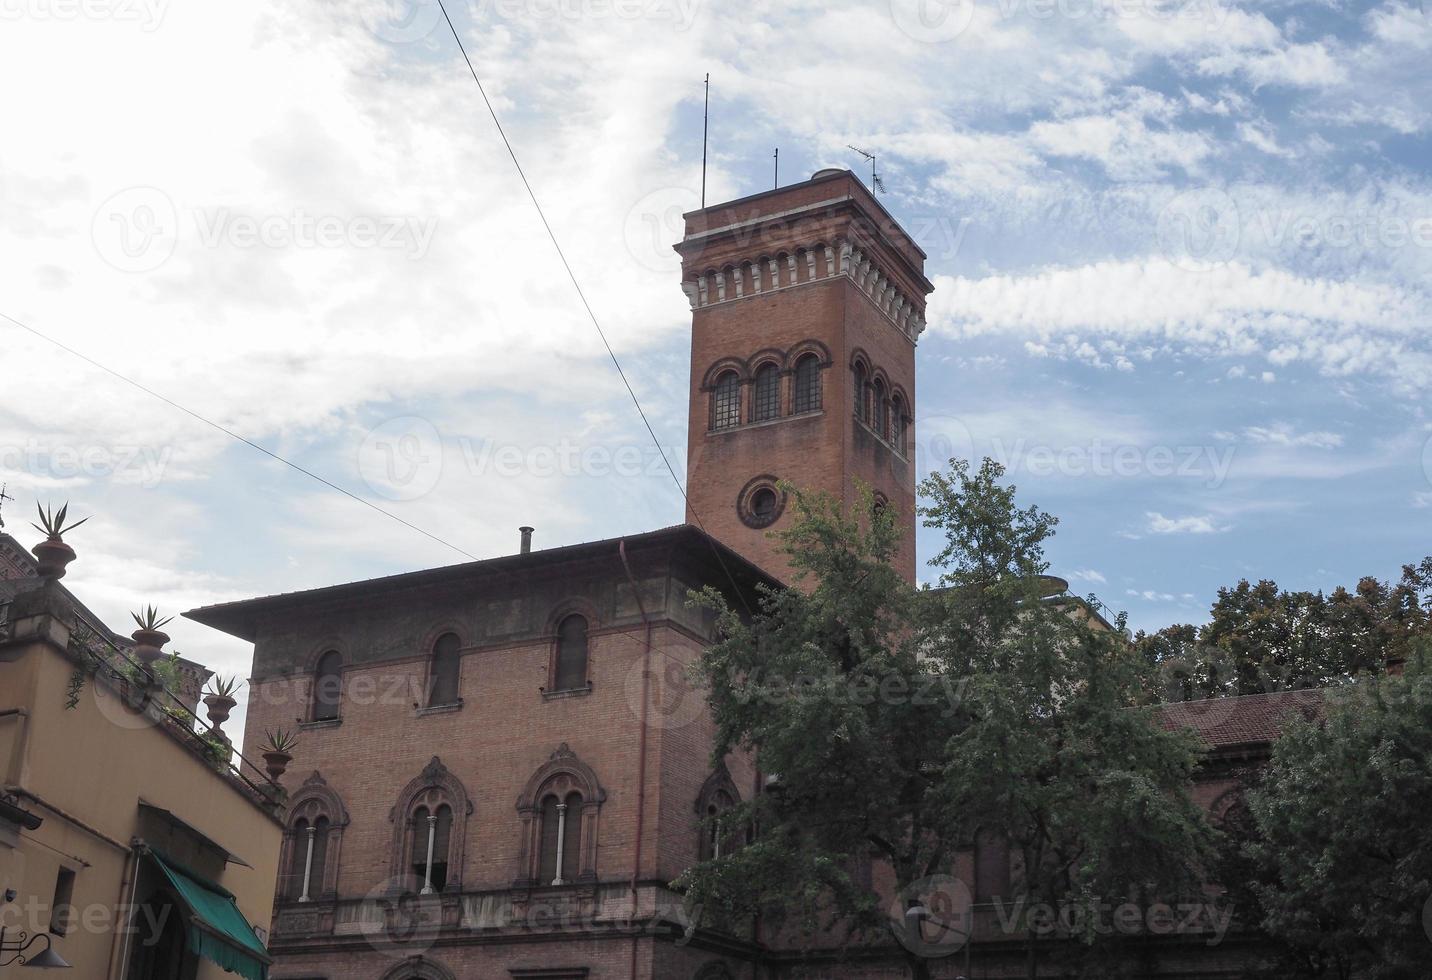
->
xmin=682 ymin=238 xmax=927 ymax=344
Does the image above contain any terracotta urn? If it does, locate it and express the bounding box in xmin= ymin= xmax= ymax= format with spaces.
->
xmin=263 ymin=750 xmax=293 ymax=781
xmin=131 ymin=628 xmax=170 ymax=665
xmin=204 ymin=693 xmax=237 ymax=726
xmin=32 ymin=536 xmax=76 ymax=580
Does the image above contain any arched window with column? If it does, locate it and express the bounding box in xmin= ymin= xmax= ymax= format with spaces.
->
xmin=695 ymin=764 xmax=743 ymax=862
xmin=514 ymin=743 xmax=606 ymax=889
xmin=311 ymin=649 xmax=342 ymax=722
xmin=427 ymin=631 xmax=462 ymax=707
xmin=388 ymin=757 xmax=472 ymax=895
xmin=280 ymin=772 xmax=348 ymax=904
xmin=711 ymin=370 xmax=741 ymax=430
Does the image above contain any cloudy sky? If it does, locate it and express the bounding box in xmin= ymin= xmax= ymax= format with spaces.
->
xmin=2 ymin=0 xmax=1430 ymax=735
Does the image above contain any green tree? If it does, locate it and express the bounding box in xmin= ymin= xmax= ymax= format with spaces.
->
xmin=1242 ymin=645 xmax=1432 ymax=979
xmin=678 ymin=460 xmax=1215 ymax=980
xmin=1136 ymin=560 xmax=1432 ymax=702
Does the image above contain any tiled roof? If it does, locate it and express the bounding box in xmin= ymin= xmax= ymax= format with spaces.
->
xmin=1158 ymin=688 xmax=1325 ymax=750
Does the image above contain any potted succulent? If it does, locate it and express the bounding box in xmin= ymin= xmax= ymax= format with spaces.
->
xmin=203 ymin=675 xmax=241 ymax=726
xmin=261 ymin=728 xmax=299 ymax=781
xmin=30 ymin=502 xmax=88 ymax=580
xmin=129 ymin=606 xmax=174 ymax=666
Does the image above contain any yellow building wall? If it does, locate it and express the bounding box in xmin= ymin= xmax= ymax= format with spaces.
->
xmin=1 ymin=620 xmax=281 ymax=979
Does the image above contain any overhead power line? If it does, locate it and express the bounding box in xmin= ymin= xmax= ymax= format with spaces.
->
xmin=0 ymin=310 xmax=480 ymax=562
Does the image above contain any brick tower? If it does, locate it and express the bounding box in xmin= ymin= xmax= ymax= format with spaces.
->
xmin=677 ymin=169 xmax=933 ymax=584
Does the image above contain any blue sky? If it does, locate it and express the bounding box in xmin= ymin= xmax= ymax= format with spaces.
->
xmin=1 ymin=0 xmax=1430 ymax=735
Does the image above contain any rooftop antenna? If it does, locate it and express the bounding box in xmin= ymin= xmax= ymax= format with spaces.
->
xmin=700 ymin=73 xmax=710 ymax=207
xmin=0 ymin=483 xmax=11 ymax=529
xmin=847 ymin=144 xmax=886 ymax=193
xmin=773 ymin=147 xmax=779 ymax=189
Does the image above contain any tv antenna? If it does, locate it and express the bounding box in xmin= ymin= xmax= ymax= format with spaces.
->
xmin=0 ymin=483 xmax=11 ymax=530
xmin=847 ymin=144 xmax=886 ymax=193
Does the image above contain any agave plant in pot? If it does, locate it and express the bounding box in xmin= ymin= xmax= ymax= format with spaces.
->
xmin=130 ymin=606 xmax=174 ymax=666
xmin=203 ymin=675 xmax=242 ymax=727
xmin=30 ymin=502 xmax=88 ymax=580
xmin=261 ymin=728 xmax=299 ymax=781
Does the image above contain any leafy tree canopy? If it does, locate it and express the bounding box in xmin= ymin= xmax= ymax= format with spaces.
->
xmin=678 ymin=460 xmax=1215 ymax=979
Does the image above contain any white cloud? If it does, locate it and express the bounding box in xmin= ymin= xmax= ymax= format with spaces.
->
xmin=1070 ymin=568 xmax=1108 ymax=584
xmin=1145 ymin=511 xmax=1226 ymax=534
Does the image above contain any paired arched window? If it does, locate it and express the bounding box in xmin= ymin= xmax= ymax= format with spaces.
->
xmin=287 ymin=815 xmax=330 ymax=901
xmin=281 ymin=773 xmax=348 ymax=905
xmin=750 ymin=363 xmax=780 ymax=422
xmin=537 ymin=790 xmax=584 ymax=885
xmin=312 ymin=650 xmax=342 ymax=722
xmin=515 ymin=744 xmax=605 ymax=889
xmin=711 ymin=371 xmax=741 ymax=430
xmin=409 ymin=803 xmax=454 ymax=893
xmin=553 ymin=615 xmax=589 ymax=692
xmin=793 ymin=354 xmax=821 ymax=414
xmin=428 ymin=632 xmax=461 ymax=707
xmin=388 ymin=757 xmax=471 ymax=896
xmin=700 ymin=790 xmax=736 ymax=862
xmin=852 ymin=363 xmax=870 ymax=424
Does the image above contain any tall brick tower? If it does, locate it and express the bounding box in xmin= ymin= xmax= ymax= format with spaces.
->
xmin=677 ymin=169 xmax=933 ymax=584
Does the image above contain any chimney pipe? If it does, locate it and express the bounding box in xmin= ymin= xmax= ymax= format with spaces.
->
xmin=519 ymin=526 xmax=534 ymax=554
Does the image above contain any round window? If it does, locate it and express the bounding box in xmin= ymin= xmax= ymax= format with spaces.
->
xmin=737 ymin=476 xmax=785 ymax=529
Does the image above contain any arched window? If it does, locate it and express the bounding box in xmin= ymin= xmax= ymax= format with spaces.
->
xmin=553 ymin=615 xmax=588 ymax=692
xmin=890 ymin=394 xmax=907 ymax=452
xmin=428 ymin=632 xmax=461 ymax=707
xmin=711 ymin=371 xmax=741 ymax=430
xmin=974 ymin=827 xmax=1010 ymax=902
xmin=872 ymin=378 xmax=887 ymax=438
xmin=700 ymin=790 xmax=736 ymax=862
xmin=515 ymin=743 xmax=606 ymax=889
xmin=409 ymin=803 xmax=453 ymax=893
xmin=852 ymin=363 xmax=869 ymax=424
xmin=388 ymin=757 xmax=472 ymax=896
xmin=750 ymin=363 xmax=781 ymax=422
xmin=537 ymin=790 xmax=583 ymax=885
xmin=793 ymin=354 xmax=821 ymax=414
xmin=282 ymin=773 xmax=348 ymax=904
xmin=312 ymin=650 xmax=342 ymax=722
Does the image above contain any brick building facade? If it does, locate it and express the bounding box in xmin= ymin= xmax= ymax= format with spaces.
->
xmin=185 ymin=171 xmax=1289 ymax=979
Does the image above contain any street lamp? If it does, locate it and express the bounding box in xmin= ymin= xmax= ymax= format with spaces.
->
xmin=0 ymin=928 xmax=72 ymax=969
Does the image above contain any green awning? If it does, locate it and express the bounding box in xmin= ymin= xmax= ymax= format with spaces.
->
xmin=148 ymin=850 xmax=272 ymax=980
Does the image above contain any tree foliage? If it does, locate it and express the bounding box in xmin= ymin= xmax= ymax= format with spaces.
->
xmin=678 ymin=460 xmax=1215 ymax=979
xmin=1136 ymin=560 xmax=1432 ymax=701
xmin=1241 ymin=646 xmax=1432 ymax=979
